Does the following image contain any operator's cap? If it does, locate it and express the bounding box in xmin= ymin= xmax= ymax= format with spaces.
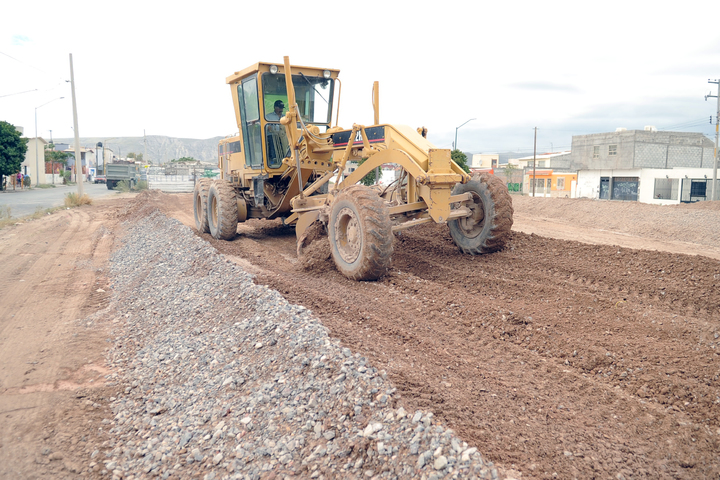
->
xmin=274 ymin=100 xmax=284 ymax=108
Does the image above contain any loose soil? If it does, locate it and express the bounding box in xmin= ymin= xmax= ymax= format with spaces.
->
xmin=1 ymin=192 xmax=719 ymax=479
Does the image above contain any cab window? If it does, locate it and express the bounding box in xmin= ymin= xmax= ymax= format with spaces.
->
xmin=265 ymin=125 xmax=289 ymax=169
xmin=262 ymin=72 xmax=333 ymax=124
xmin=238 ymin=76 xmax=263 ymax=168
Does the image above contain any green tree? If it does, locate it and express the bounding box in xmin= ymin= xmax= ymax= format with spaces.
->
xmin=172 ymin=156 xmax=196 ymax=163
xmin=451 ymin=149 xmax=470 ymax=173
xmin=503 ymin=163 xmax=519 ymax=192
xmin=503 ymin=163 xmax=517 ymax=181
xmin=127 ymin=152 xmax=144 ymax=162
xmin=127 ymin=152 xmax=136 ymax=159
xmin=0 ymin=121 xmax=28 ymax=188
xmin=357 ymin=158 xmax=376 ymax=186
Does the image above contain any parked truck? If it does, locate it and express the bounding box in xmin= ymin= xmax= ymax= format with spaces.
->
xmin=106 ymin=161 xmax=140 ymax=190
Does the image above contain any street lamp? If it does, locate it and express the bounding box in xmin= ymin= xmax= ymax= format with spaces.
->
xmin=454 ymin=118 xmax=476 ymax=152
xmin=34 ymin=97 xmax=64 ymax=187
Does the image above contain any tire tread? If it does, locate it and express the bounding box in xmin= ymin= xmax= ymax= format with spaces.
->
xmin=448 ymin=173 xmax=514 ymax=255
xmin=208 ymin=180 xmax=239 ymax=240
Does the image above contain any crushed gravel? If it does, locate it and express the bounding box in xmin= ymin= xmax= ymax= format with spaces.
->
xmin=97 ymin=210 xmax=506 ymax=480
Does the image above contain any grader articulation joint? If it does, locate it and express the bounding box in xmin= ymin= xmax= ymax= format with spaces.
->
xmin=193 ymin=56 xmax=514 ymax=281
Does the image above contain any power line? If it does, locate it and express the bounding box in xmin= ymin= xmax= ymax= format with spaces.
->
xmin=0 ymin=50 xmax=69 ymax=84
xmin=0 ymin=88 xmax=38 ymax=99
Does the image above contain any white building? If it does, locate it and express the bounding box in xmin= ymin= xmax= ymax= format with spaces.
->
xmin=569 ymin=129 xmax=717 ymax=203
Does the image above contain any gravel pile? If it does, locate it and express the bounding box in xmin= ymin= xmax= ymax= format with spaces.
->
xmin=95 ymin=210 xmax=505 ymax=480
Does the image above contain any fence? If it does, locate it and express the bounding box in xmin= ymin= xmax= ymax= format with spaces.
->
xmin=146 ymin=175 xmax=194 ymax=193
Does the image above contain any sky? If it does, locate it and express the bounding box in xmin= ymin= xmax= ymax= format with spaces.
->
xmin=2 ymin=0 xmax=719 ymax=155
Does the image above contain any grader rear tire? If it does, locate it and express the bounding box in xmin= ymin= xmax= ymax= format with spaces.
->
xmin=329 ymin=186 xmax=393 ymax=281
xmin=193 ymin=178 xmax=212 ymax=233
xmin=207 ymin=180 xmax=239 ymax=240
xmin=448 ymin=173 xmax=514 ymax=254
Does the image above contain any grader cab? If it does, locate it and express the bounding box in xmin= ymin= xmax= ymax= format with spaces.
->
xmin=194 ymin=56 xmax=513 ymax=280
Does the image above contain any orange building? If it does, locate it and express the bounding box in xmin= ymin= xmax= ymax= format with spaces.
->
xmin=525 ymin=170 xmax=577 ymax=197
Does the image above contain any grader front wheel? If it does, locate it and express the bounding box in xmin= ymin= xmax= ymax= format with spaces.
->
xmin=207 ymin=180 xmax=239 ymax=240
xmin=448 ymin=173 xmax=514 ymax=254
xmin=193 ymin=178 xmax=212 ymax=233
xmin=329 ymin=186 xmax=393 ymax=281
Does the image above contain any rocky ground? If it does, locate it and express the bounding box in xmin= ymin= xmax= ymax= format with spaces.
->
xmin=1 ymin=191 xmax=719 ymax=479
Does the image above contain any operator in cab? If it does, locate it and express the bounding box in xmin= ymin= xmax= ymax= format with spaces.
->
xmin=267 ymin=100 xmax=285 ymax=121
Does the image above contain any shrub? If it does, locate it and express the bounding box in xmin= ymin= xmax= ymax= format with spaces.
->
xmin=64 ymin=192 xmax=93 ymax=207
xmin=115 ymin=179 xmax=147 ymax=192
xmin=115 ymin=180 xmax=131 ymax=192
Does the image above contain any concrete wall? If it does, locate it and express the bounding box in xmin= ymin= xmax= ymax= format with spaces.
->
xmin=571 ymin=130 xmax=715 ymax=171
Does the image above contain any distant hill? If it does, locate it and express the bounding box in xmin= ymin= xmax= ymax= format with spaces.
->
xmin=54 ymin=135 xmax=224 ymax=164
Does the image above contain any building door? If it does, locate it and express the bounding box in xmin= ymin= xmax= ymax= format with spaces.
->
xmin=599 ymin=177 xmax=610 ymax=199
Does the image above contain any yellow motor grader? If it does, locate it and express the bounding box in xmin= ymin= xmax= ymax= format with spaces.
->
xmin=194 ymin=57 xmax=513 ymax=280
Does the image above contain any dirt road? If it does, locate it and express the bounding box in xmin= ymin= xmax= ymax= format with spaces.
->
xmin=1 ymin=192 xmax=718 ymax=479
xmin=0 ymin=202 xmax=122 ymax=479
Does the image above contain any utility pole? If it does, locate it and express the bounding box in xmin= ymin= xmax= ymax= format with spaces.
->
xmin=706 ymin=79 xmax=719 ymax=201
xmin=532 ymin=127 xmax=537 ymax=197
xmin=69 ymin=53 xmax=84 ymax=197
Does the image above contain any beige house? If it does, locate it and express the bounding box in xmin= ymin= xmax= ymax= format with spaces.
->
xmin=509 ymin=151 xmax=571 ymax=169
xmin=63 ymin=146 xmax=96 ymax=181
xmin=21 ymin=137 xmax=49 ymax=185
xmin=471 ymin=153 xmax=499 ymax=168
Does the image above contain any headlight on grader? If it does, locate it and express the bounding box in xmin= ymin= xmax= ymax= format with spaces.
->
xmin=269 ymin=65 xmax=279 ymax=74
xmin=323 ymin=70 xmax=331 ymax=79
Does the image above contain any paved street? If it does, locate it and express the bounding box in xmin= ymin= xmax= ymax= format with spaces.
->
xmin=0 ymin=182 xmax=121 ymax=218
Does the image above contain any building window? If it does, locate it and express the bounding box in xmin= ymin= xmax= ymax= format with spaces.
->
xmin=608 ymin=145 xmax=617 ymax=156
xmin=593 ymin=146 xmax=599 ymax=159
xmin=690 ymin=180 xmax=707 ymax=197
xmin=557 ymin=177 xmax=565 ymax=190
xmin=653 ymin=178 xmax=678 ymax=200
